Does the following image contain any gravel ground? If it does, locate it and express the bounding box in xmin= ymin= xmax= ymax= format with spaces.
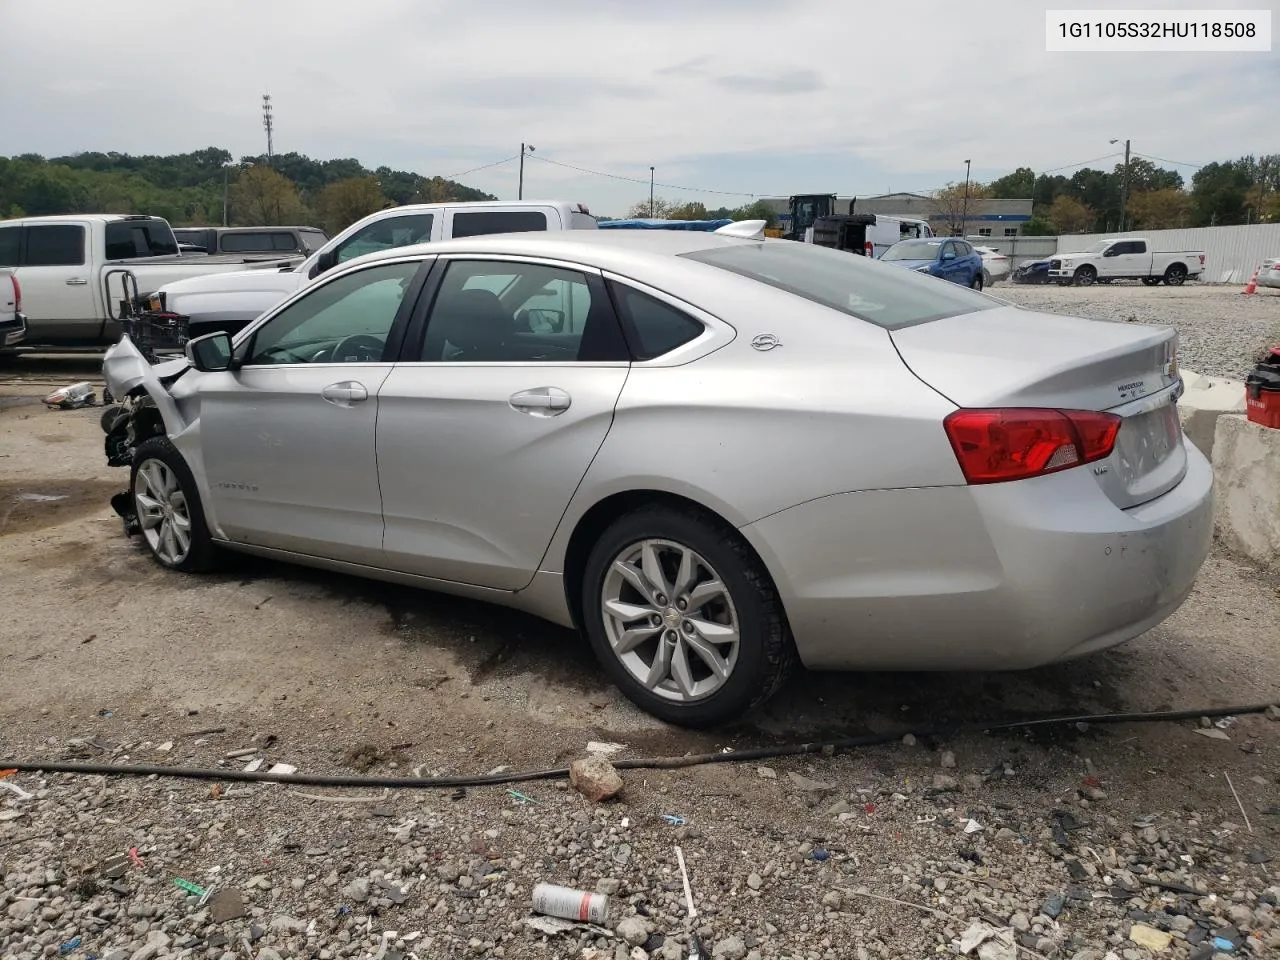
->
xmin=1 ymin=356 xmax=1279 ymax=960
xmin=993 ymin=283 xmax=1280 ymax=380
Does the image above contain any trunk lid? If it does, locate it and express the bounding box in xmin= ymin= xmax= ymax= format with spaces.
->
xmin=892 ymin=305 xmax=1185 ymax=508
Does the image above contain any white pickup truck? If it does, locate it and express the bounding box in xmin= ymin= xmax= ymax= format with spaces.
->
xmin=1049 ymin=238 xmax=1205 ymax=287
xmin=0 ymin=214 xmax=300 ymax=347
xmin=152 ymin=200 xmax=599 ymax=340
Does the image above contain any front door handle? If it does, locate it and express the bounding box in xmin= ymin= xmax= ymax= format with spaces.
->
xmin=65 ymin=278 xmax=88 ymax=286
xmin=509 ymin=386 xmax=571 ymax=416
xmin=321 ymin=381 xmax=368 ymax=406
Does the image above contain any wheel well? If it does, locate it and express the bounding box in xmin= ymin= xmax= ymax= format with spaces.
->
xmin=560 ymin=490 xmax=759 ymax=633
xmin=1165 ymin=262 xmax=1187 ymax=273
xmin=128 ymin=388 xmax=167 ymax=442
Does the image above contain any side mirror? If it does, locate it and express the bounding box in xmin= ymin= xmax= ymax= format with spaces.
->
xmin=312 ymin=248 xmax=339 ymax=278
xmin=941 ymin=252 xmax=956 ymax=262
xmin=186 ymin=331 xmax=234 ymax=372
xmin=1103 ymin=247 xmax=1118 ymax=257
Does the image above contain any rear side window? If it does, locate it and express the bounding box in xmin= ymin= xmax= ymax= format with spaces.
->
xmin=104 ymin=220 xmax=178 ymax=259
xmin=222 ymin=232 xmax=291 ymax=252
xmin=450 ymin=211 xmax=548 ymax=239
xmin=0 ymin=226 xmax=19 ymax=266
xmin=25 ymin=225 xmax=85 ymax=266
xmin=682 ymin=240 xmax=997 ymax=330
xmin=609 ymin=282 xmax=704 ymax=360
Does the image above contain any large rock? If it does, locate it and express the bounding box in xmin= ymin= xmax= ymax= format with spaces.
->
xmin=570 ymin=755 xmax=624 ymax=802
xmin=1178 ymin=369 xmax=1246 ymax=459
xmin=1213 ymin=414 xmax=1280 ymax=567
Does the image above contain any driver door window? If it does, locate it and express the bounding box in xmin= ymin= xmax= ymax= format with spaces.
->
xmin=247 ymin=260 xmax=421 ymax=365
xmin=336 ymin=214 xmax=435 ymax=265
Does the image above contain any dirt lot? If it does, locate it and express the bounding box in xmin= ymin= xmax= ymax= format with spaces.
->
xmin=1 ymin=321 xmax=1278 ymax=960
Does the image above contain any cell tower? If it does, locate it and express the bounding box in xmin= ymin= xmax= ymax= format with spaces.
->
xmin=262 ymin=94 xmax=274 ymax=162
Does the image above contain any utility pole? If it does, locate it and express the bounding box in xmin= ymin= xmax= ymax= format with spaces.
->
xmin=649 ymin=166 xmax=655 ymax=217
xmin=961 ymin=159 xmax=971 ymax=237
xmin=222 ymin=164 xmax=230 ymax=226
xmin=262 ymin=95 xmax=274 ymax=163
xmin=1110 ymin=138 xmax=1130 ymax=231
xmin=518 ymin=143 xmax=534 ymax=200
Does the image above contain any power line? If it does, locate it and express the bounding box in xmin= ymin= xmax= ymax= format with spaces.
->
xmin=1038 ymin=152 xmax=1124 ymax=174
xmin=441 ymin=154 xmax=519 ymax=180
xmin=1132 ymin=152 xmax=1204 ymax=170
xmin=528 ymin=153 xmax=757 ymax=198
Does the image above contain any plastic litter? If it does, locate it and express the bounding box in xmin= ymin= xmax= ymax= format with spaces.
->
xmin=661 ymin=814 xmax=686 ymax=826
xmin=44 ymin=382 xmax=96 ymax=409
xmin=17 ymin=493 xmax=67 ymax=502
xmin=810 ymin=848 xmax=830 ymax=862
xmin=0 ymin=779 xmax=34 ymax=800
xmin=58 ymin=937 xmax=81 ymax=955
xmin=174 ymin=878 xmax=206 ymax=897
xmin=127 ymin=847 xmax=145 ymax=869
xmin=531 ymin=882 xmax=610 ymax=924
xmin=963 ymin=818 xmax=983 ymax=834
xmin=1213 ymin=936 xmax=1235 ymax=951
xmin=506 ymin=789 xmax=539 ymax=805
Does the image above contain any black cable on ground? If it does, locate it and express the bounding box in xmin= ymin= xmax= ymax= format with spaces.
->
xmin=0 ymin=702 xmax=1274 ymax=791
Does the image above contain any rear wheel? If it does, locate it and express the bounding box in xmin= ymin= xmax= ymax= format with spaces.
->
xmin=1163 ymin=263 xmax=1188 ymax=286
xmin=1073 ymin=266 xmax=1097 ymax=286
xmin=130 ymin=437 xmax=220 ymax=573
xmin=981 ymin=269 xmax=992 ymax=288
xmin=581 ymin=504 xmax=795 ymax=727
xmin=971 ymin=273 xmax=984 ymax=291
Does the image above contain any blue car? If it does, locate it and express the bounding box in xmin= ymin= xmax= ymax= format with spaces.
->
xmin=880 ymin=238 xmax=985 ymax=290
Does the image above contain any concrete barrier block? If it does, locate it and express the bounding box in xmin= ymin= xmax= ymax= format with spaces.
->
xmin=1212 ymin=414 xmax=1280 ymax=567
xmin=1178 ymin=370 xmax=1246 ymax=460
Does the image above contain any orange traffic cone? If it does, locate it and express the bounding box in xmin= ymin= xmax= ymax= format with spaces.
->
xmin=1243 ymin=266 xmax=1259 ymax=294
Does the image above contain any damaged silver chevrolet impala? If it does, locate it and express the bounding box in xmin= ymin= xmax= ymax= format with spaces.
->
xmin=101 ymin=228 xmax=1213 ymax=727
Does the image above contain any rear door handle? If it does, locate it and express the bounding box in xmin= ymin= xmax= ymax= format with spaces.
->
xmin=321 ymin=381 xmax=368 ymax=406
xmin=65 ymin=278 xmax=88 ymax=286
xmin=509 ymin=386 xmax=571 ymax=416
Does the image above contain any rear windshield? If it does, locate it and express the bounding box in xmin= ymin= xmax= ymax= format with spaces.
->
xmin=881 ymin=239 xmax=943 ymax=261
xmin=681 ymin=240 xmax=996 ymax=330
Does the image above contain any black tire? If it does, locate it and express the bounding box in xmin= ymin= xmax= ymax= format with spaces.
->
xmin=100 ymin=405 xmax=124 ymax=433
xmin=130 ymin=436 xmax=220 ymax=573
xmin=1142 ymin=277 xmax=1162 ymax=286
xmin=1163 ymin=263 xmax=1188 ymax=286
xmin=1073 ymin=266 xmax=1097 ymax=286
xmin=971 ymin=272 xmax=984 ymax=291
xmin=580 ymin=504 xmax=796 ymax=728
xmin=102 ymin=386 xmax=114 ymax=405
xmin=981 ymin=269 xmax=992 ymax=288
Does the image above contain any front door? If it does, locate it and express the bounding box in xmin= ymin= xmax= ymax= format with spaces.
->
xmin=376 ymin=256 xmax=631 ymax=589
xmin=197 ymin=258 xmax=427 ymax=563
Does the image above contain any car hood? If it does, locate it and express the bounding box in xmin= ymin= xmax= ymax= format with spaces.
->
xmin=884 ymin=259 xmax=935 ymax=270
xmin=158 ymin=265 xmax=303 ymax=296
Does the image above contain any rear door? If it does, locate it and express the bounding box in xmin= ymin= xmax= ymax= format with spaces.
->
xmin=375 ymin=254 xmax=630 ymax=589
xmin=443 ymin=206 xmax=558 ymax=240
xmin=17 ymin=222 xmax=99 ymax=340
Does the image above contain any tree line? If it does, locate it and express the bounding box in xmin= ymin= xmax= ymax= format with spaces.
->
xmin=967 ymin=154 xmax=1280 ymax=235
xmin=0 ymin=148 xmax=496 ymax=234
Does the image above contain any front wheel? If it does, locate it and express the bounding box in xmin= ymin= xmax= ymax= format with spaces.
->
xmin=581 ymin=505 xmax=795 ymax=727
xmin=1163 ymin=263 xmax=1188 ymax=286
xmin=1073 ymin=266 xmax=1097 ymax=286
xmin=130 ymin=437 xmax=220 ymax=573
xmin=971 ymin=272 xmax=984 ymax=291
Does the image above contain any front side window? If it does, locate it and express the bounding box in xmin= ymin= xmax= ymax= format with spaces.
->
xmin=336 ymin=214 xmax=434 ymax=264
xmin=420 ymin=259 xmax=625 ymax=363
xmin=450 ymin=211 xmax=548 ymax=239
xmin=25 ymin=225 xmax=85 ymax=266
xmin=246 ymin=260 xmax=420 ymax=365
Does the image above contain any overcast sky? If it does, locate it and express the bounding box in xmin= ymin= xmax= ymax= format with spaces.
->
xmin=3 ymin=0 xmax=1276 ymax=216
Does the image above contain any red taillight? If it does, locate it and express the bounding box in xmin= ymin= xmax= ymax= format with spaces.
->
xmin=943 ymin=408 xmax=1121 ymax=484
xmin=10 ymin=274 xmax=19 ymax=313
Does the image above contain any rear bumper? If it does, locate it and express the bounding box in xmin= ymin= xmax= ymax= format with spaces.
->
xmin=1257 ymin=272 xmax=1280 ymax=289
xmin=0 ymin=312 xmax=26 ymax=347
xmin=742 ymin=444 xmax=1214 ymax=671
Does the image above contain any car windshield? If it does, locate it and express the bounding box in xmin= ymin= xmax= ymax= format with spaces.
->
xmin=881 ymin=239 xmax=944 ymax=261
xmin=1085 ymin=241 xmax=1112 ymax=253
xmin=681 ymin=240 xmax=997 ymax=330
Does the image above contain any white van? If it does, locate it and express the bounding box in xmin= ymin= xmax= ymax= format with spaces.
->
xmin=808 ymin=213 xmax=934 ymax=258
xmin=153 ymin=201 xmax=598 ymax=340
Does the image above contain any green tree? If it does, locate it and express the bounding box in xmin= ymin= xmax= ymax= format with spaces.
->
xmin=931 ymin=182 xmax=988 ymax=236
xmin=987 ymin=166 xmax=1035 ymax=199
xmin=230 ymin=166 xmax=308 ymax=226
xmin=1020 ymin=214 xmax=1056 ymax=236
xmin=317 ymin=176 xmax=387 ymax=233
xmin=1128 ymin=188 xmax=1192 ymax=229
xmin=1048 ymin=195 xmax=1093 ymax=233
xmin=1190 ymin=160 xmax=1253 ymax=226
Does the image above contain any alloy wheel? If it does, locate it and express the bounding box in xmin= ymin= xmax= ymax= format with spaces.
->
xmin=134 ymin=457 xmax=192 ymax=565
xmin=600 ymin=538 xmax=741 ymax=703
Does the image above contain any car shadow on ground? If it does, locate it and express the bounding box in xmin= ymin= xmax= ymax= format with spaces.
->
xmin=196 ymin=549 xmax=1142 ymax=744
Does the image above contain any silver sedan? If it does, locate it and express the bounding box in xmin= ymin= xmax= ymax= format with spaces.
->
xmin=102 ymin=228 xmax=1214 ymax=727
